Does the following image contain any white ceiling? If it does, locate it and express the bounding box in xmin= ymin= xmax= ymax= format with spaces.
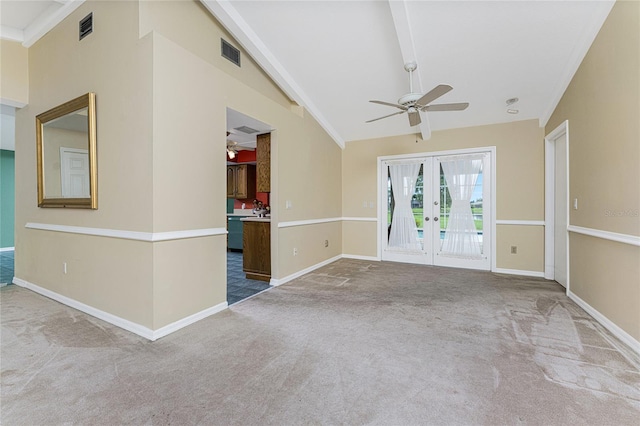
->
xmin=203 ymin=0 xmax=614 ymax=145
xmin=1 ymin=0 xmax=615 ymax=147
xmin=227 ymin=108 xmax=272 ymax=150
xmin=0 ymin=0 xmax=85 ymax=46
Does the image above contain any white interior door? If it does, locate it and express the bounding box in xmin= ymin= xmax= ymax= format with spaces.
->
xmin=553 ymin=132 xmax=568 ymax=287
xmin=60 ymin=147 xmax=90 ymax=198
xmin=380 ymin=151 xmax=491 ymax=270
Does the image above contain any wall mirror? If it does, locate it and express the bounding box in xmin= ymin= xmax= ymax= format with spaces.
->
xmin=36 ymin=92 xmax=97 ymax=209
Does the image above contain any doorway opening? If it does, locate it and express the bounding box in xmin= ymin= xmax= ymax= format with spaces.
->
xmin=378 ymin=148 xmax=494 ymax=271
xmin=1 ymin=104 xmax=17 ymax=285
xmin=225 ymin=108 xmax=273 ymax=305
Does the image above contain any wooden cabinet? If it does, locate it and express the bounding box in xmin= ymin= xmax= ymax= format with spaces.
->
xmin=256 ymin=133 xmax=270 ymax=193
xmin=226 ymin=164 xmax=256 ymax=199
xmin=242 ymin=220 xmax=271 ymax=282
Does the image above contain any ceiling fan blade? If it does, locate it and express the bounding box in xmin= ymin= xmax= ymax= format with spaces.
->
xmin=419 ymin=116 xmax=431 ymax=141
xmin=365 ymin=110 xmax=406 ymax=123
xmin=369 ymin=100 xmax=407 ymax=110
xmin=425 ymin=102 xmax=469 ymax=112
xmin=408 ymin=110 xmax=421 ymax=127
xmin=416 ymin=84 xmax=453 ymax=107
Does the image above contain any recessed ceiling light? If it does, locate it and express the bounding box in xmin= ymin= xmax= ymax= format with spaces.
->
xmin=507 ymin=109 xmax=519 ymax=114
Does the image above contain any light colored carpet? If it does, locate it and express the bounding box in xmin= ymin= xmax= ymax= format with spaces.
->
xmin=2 ymin=259 xmax=639 ymax=425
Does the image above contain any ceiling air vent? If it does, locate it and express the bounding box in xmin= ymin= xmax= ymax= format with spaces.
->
xmin=79 ymin=13 xmax=93 ymax=41
xmin=221 ymin=39 xmax=241 ymax=67
xmin=234 ymin=126 xmax=259 ymax=134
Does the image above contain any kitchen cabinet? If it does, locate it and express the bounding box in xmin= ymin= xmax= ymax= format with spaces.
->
xmin=256 ymin=133 xmax=270 ymax=193
xmin=242 ymin=220 xmax=271 ymax=282
xmin=227 ymin=164 xmax=256 ymax=199
xmin=227 ymin=216 xmax=248 ymax=250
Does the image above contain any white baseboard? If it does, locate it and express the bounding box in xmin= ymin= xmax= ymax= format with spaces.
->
xmin=152 ymin=301 xmax=228 ymax=340
xmin=493 ymin=268 xmax=545 ymax=278
xmin=342 ymin=254 xmax=380 ymax=262
xmin=270 ymin=254 xmax=342 ymax=287
xmin=567 ymin=289 xmax=640 ymax=356
xmin=0 ymin=247 xmax=15 ymax=252
xmin=12 ymin=277 xmax=227 ymax=341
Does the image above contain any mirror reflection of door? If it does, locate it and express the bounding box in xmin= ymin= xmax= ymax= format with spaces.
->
xmin=60 ymin=147 xmax=90 ymax=198
xmin=36 ymin=92 xmax=97 ymax=208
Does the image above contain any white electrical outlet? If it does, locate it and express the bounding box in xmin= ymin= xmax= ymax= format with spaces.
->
xmin=369 ymin=201 xmax=374 ymax=209
xmin=293 ymin=247 xmax=298 ymax=256
xmin=286 ymin=200 xmax=292 ymax=210
xmin=363 ymin=201 xmax=367 ymax=208
xmin=573 ymin=198 xmax=578 ymax=210
xmin=63 ymin=262 xmax=67 ymax=274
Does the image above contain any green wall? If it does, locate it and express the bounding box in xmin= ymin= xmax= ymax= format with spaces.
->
xmin=1 ymin=150 xmax=15 ymax=248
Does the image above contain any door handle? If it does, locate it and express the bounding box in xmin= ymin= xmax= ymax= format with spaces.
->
xmin=424 ymin=217 xmax=430 ymax=222
xmin=434 ymin=201 xmax=439 ymax=206
xmin=434 ymin=217 xmax=439 ymax=222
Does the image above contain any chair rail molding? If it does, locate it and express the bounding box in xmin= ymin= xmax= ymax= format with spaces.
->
xmin=25 ymin=223 xmax=227 ymax=242
xmin=568 ymin=225 xmax=640 ymax=247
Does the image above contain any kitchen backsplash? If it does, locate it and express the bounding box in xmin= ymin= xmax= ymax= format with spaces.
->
xmin=233 ymin=192 xmax=269 ymax=209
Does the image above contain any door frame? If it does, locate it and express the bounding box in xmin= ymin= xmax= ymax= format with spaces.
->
xmin=377 ymin=146 xmax=496 ymax=270
xmin=544 ymin=120 xmax=570 ymax=291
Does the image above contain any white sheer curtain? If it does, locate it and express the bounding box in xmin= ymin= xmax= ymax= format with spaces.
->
xmin=440 ymin=155 xmax=483 ymax=258
xmin=388 ymin=162 xmax=421 ymax=251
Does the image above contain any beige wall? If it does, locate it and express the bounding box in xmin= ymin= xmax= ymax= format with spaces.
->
xmin=0 ymin=40 xmax=28 ymax=106
xmin=20 ymin=0 xmax=154 ymax=232
xmin=15 ymin=0 xmax=343 ymax=332
xmin=278 ymin=223 xmax=342 ymax=279
xmin=139 ymin=0 xmax=292 ymax=110
xmin=15 ymin=0 xmax=155 ymax=327
xmin=145 ymin=1 xmax=342 ymax=292
xmin=20 ymin=232 xmax=153 ymax=327
xmin=342 ymin=119 xmax=545 ymax=271
xmin=546 ymin=1 xmax=640 ymax=341
xmin=149 ymin=8 xmax=342 ymax=296
xmin=495 ymin=225 xmax=544 ymax=272
xmin=569 ymin=233 xmax=639 ymax=340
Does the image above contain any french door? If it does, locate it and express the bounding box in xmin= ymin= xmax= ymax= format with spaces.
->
xmin=380 ymin=151 xmax=492 ymax=270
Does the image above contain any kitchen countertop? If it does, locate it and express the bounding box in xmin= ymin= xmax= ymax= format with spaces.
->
xmin=240 ymin=217 xmax=271 ymax=222
xmin=227 ymin=209 xmax=254 ymax=217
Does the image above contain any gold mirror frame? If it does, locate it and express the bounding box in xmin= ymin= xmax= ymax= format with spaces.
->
xmin=36 ymin=93 xmax=97 ymax=209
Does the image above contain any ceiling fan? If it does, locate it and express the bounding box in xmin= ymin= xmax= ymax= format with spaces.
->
xmin=366 ymin=62 xmax=469 ymax=127
xmin=226 ymin=131 xmax=239 ymax=159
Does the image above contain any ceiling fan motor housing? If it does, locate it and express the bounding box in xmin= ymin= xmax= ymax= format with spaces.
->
xmin=398 ymin=93 xmax=423 ymax=106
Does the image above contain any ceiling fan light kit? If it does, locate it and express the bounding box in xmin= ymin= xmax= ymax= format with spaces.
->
xmin=227 ymin=136 xmax=238 ymax=159
xmin=366 ymin=62 xmax=469 ymax=127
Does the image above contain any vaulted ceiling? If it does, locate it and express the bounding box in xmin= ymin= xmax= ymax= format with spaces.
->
xmin=1 ymin=0 xmax=615 ymax=147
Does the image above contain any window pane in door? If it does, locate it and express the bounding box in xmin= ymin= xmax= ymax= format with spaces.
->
xmin=472 ymin=169 xmax=483 ymax=252
xmin=386 ymin=164 xmax=423 ymax=251
xmin=438 ymin=158 xmax=484 ymax=257
xmin=413 ymin=165 xmax=424 ymax=250
xmin=387 ymin=170 xmax=393 ymax=244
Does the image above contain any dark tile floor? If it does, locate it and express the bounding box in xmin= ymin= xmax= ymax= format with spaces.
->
xmin=227 ymin=251 xmax=271 ymax=305
xmin=0 ymin=250 xmax=14 ymax=285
